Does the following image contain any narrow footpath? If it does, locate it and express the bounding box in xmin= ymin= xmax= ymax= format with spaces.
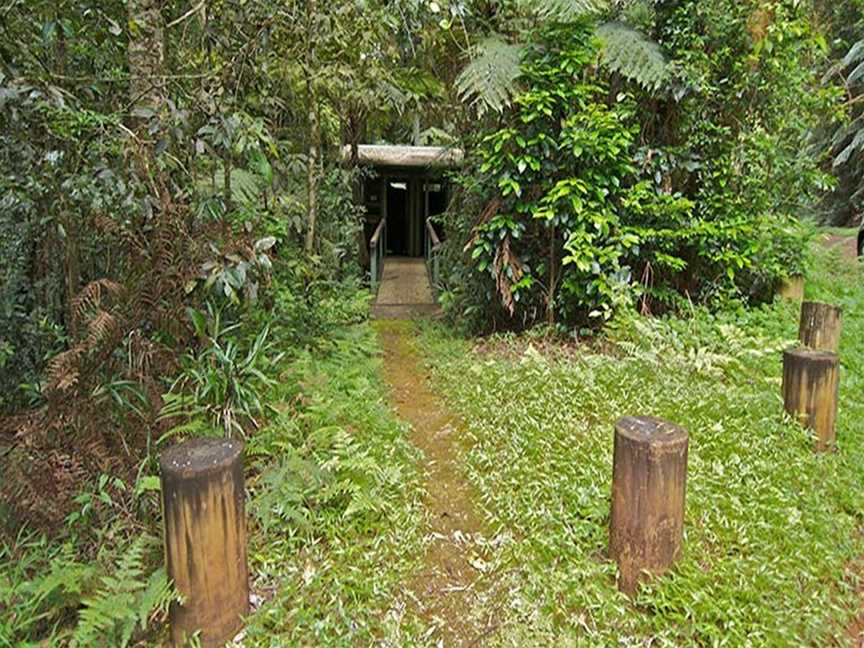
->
xmin=375 ymin=320 xmax=498 ymax=646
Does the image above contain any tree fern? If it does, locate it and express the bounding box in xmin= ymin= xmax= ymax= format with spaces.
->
xmin=456 ymin=9 xmax=669 ymax=117
xmin=455 ymin=36 xmax=524 ymax=117
xmin=523 ymin=0 xmax=607 ymax=22
xmin=596 ymin=22 xmax=669 ymax=91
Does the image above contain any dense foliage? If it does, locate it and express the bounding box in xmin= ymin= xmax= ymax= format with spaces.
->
xmin=459 ymin=23 xmax=696 ymax=326
xmin=442 ymin=1 xmax=838 ymax=331
xmin=1 ymin=0 xmax=864 ymax=644
xmin=817 ymin=0 xmax=864 ymax=224
xmin=0 ymin=1 xmax=436 ymax=642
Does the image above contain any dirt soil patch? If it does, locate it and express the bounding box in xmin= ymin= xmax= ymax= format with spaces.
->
xmin=375 ymin=320 xmax=499 ymax=646
xmin=820 ymin=233 xmax=858 ymax=262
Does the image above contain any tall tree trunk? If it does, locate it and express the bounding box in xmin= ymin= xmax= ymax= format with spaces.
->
xmin=127 ymin=0 xmax=165 ymax=114
xmin=127 ymin=0 xmax=166 ymax=212
xmin=346 ymin=109 xmax=371 ymax=268
xmin=54 ymin=11 xmax=66 ymax=76
xmin=62 ymin=209 xmax=80 ymax=339
xmin=304 ymin=0 xmax=320 ymax=254
xmin=305 ymin=75 xmax=320 ymax=254
xmin=224 ymin=155 xmax=233 ymax=214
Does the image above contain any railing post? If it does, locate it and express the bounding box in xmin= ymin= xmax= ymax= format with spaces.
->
xmin=371 ymin=246 xmax=379 ymax=295
xmin=370 ymin=217 xmax=387 ymax=296
xmin=424 ymin=218 xmax=443 ymax=293
xmin=160 ymin=438 xmax=249 ymax=648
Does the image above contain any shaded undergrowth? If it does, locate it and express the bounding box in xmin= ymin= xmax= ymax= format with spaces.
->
xmin=242 ymin=323 xmax=424 ymax=645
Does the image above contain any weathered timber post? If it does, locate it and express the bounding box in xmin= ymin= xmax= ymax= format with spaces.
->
xmin=782 ymin=349 xmax=840 ymax=452
xmin=609 ymin=416 xmax=688 ymax=596
xmin=777 ymin=274 xmax=805 ymax=301
xmin=798 ymin=301 xmax=842 ymax=353
xmin=160 ymin=439 xmax=249 ymax=648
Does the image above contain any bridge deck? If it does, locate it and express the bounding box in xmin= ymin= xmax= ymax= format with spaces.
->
xmin=372 ymin=257 xmax=440 ymax=319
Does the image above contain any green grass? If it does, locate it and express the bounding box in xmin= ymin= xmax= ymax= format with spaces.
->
xmin=820 ymin=226 xmax=859 ymax=238
xmin=8 ymin=250 xmax=864 ymax=645
xmin=418 ymin=247 xmax=864 ymax=645
xmin=242 ymin=323 xmax=424 ymax=645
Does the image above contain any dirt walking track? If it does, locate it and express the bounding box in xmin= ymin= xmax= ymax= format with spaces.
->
xmin=375 ymin=320 xmax=498 ymax=646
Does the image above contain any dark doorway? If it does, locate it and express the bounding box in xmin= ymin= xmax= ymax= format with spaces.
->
xmin=423 ymin=182 xmax=447 ymax=255
xmin=426 ymin=182 xmax=447 ymax=218
xmin=386 ymin=180 xmax=410 ymax=256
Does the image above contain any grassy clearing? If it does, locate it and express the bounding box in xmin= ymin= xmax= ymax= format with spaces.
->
xmin=419 ymin=246 xmax=864 ymax=645
xmin=240 ymin=323 xmax=424 ymax=645
xmin=820 ymin=226 xmax=859 ymax=238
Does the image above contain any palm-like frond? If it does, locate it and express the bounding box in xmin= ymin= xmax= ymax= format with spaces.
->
xmin=522 ymin=0 xmax=608 ymax=21
xmin=842 ymin=39 xmax=864 ymax=84
xmin=456 ymin=12 xmax=668 ymax=117
xmin=596 ymin=22 xmax=669 ymax=91
xmin=833 ymin=116 xmax=864 ymax=168
xmin=824 ymin=39 xmax=864 ymax=217
xmin=831 ymin=40 xmax=864 ymax=172
xmin=455 ymin=36 xmax=524 ymax=117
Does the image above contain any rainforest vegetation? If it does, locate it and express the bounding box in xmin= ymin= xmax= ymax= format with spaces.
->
xmin=2 ymin=1 xmax=864 ymax=645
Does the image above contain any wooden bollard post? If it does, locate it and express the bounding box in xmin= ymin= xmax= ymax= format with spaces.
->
xmin=778 ymin=274 xmax=804 ymax=301
xmin=782 ymin=349 xmax=839 ymax=452
xmin=160 ymin=439 xmax=249 ymax=647
xmin=798 ymin=301 xmax=842 ymax=352
xmin=609 ymin=416 xmax=688 ymax=596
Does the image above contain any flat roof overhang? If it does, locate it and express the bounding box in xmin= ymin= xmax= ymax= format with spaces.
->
xmin=341 ymin=144 xmax=464 ymax=169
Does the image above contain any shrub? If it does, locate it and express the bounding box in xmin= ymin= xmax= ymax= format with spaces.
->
xmin=444 ymin=11 xmax=825 ymax=332
xmin=160 ymin=305 xmax=283 ymax=438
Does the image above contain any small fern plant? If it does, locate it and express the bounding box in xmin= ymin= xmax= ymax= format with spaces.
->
xmin=71 ymin=534 xmax=175 ymax=647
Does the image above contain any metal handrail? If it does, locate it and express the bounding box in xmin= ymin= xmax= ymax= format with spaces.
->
xmin=370 ymin=217 xmax=387 ymax=295
xmin=424 ymin=218 xmax=443 ymax=292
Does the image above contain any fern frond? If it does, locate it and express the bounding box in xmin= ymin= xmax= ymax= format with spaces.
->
xmin=201 ymin=168 xmax=263 ymax=207
xmin=522 ymin=0 xmax=607 ymax=21
xmin=45 ymin=348 xmax=83 ymax=392
xmin=84 ymin=311 xmax=119 ymax=349
xmin=456 ymin=36 xmax=524 ymax=117
xmin=597 ymin=22 xmax=669 ymax=92
xmin=72 ymin=279 xmax=123 ymax=322
xmin=137 ymin=568 xmax=173 ymax=630
xmin=71 ymin=535 xmax=172 ymax=648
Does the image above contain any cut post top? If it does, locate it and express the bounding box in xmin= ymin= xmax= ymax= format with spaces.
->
xmin=783 ymin=347 xmax=839 ymax=366
xmin=800 ymin=300 xmax=842 ymax=315
xmin=160 ymin=438 xmax=244 ymax=479
xmin=615 ymin=416 xmax=688 ymax=446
